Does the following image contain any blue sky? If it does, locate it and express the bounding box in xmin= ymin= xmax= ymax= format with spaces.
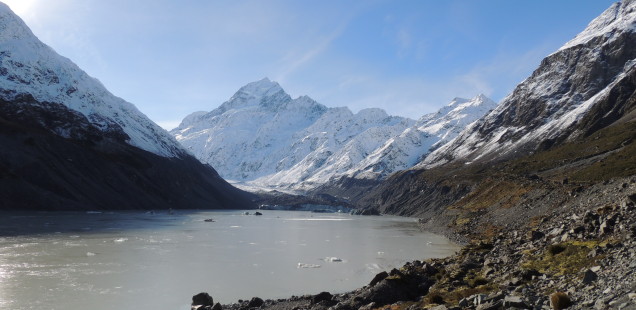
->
xmin=5 ymin=0 xmax=615 ymax=129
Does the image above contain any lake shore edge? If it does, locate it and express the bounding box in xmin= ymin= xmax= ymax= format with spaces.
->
xmin=194 ymin=177 xmax=636 ymax=310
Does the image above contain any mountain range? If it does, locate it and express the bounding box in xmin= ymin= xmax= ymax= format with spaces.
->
xmin=353 ymin=0 xmax=636 ymax=220
xmin=1 ymin=0 xmax=635 ymax=219
xmin=171 ymin=80 xmax=496 ymax=192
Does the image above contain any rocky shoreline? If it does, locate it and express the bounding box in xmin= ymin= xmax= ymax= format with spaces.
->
xmin=191 ymin=178 xmax=636 ymax=310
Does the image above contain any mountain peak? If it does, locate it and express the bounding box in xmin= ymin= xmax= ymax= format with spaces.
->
xmin=559 ymin=0 xmax=636 ymax=51
xmin=237 ymin=77 xmax=282 ymax=96
xmin=0 ymin=2 xmax=38 ymax=43
xmin=219 ymin=78 xmax=291 ymax=112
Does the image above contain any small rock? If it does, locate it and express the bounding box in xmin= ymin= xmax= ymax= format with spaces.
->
xmin=488 ymin=291 xmax=505 ymax=302
xmin=458 ymin=298 xmax=470 ymax=307
xmin=475 ymin=294 xmax=489 ymax=305
xmin=629 ymin=292 xmax=636 ymax=300
xmin=590 ymin=266 xmax=601 ymax=272
xmin=570 ymin=226 xmax=585 ymax=234
xmin=211 ymin=303 xmax=222 ymax=310
xmin=520 ymin=269 xmax=542 ymax=281
xmin=358 ymin=302 xmax=376 ymax=310
xmin=595 ymin=298 xmax=609 ymax=309
xmin=430 ymin=305 xmax=448 ymax=310
xmin=476 ymin=300 xmax=502 ymax=310
xmin=582 ymin=269 xmax=598 ymax=284
xmin=600 ymin=220 xmax=613 ymax=235
xmin=503 ymin=295 xmax=526 ymax=308
xmin=506 ymin=277 xmax=522 ymax=287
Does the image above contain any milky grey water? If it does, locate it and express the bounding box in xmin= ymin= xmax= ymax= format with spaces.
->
xmin=0 ymin=210 xmax=458 ymax=310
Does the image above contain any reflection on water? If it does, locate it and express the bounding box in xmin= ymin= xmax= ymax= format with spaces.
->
xmin=0 ymin=210 xmax=458 ymax=310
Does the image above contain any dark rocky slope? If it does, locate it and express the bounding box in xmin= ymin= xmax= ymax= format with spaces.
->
xmin=0 ymin=94 xmax=255 ymax=210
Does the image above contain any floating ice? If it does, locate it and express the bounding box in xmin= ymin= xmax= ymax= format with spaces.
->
xmin=113 ymin=238 xmax=128 ymax=243
xmin=324 ymin=257 xmax=343 ymax=262
xmin=297 ymin=263 xmax=321 ymax=268
xmin=86 ymin=252 xmax=96 ymax=256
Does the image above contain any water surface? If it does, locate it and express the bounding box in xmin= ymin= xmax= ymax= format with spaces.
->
xmin=0 ymin=210 xmax=458 ymax=310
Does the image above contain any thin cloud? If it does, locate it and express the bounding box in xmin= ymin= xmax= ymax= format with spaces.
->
xmin=274 ymin=22 xmax=348 ymax=84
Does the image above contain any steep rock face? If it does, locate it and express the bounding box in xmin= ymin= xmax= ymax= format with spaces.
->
xmin=0 ymin=3 xmax=183 ymax=157
xmin=0 ymin=4 xmax=254 ymax=210
xmin=421 ymin=0 xmax=636 ymax=167
xmin=0 ymin=94 xmax=255 ymax=210
xmin=172 ymin=79 xmax=495 ymax=191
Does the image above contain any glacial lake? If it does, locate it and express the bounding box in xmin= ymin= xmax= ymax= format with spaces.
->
xmin=0 ymin=210 xmax=458 ymax=310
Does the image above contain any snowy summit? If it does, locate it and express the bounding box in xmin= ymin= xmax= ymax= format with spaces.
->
xmin=171 ymin=78 xmax=496 ymax=191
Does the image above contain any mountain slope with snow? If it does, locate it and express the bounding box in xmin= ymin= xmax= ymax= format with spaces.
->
xmin=0 ymin=3 xmax=254 ymax=210
xmin=420 ymin=0 xmax=636 ymax=167
xmin=0 ymin=3 xmax=183 ymax=157
xmin=172 ymin=79 xmax=495 ymax=191
xmin=349 ymin=95 xmax=496 ymax=180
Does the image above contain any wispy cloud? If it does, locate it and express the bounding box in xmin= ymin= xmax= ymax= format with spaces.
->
xmin=274 ymin=25 xmax=346 ymax=84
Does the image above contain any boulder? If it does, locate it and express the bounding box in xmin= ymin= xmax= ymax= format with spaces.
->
xmin=527 ymin=230 xmax=545 ymax=241
xmin=503 ymin=295 xmax=526 ymax=308
xmin=368 ymin=271 xmax=388 ymax=287
xmin=582 ymin=269 xmax=598 ymax=284
xmin=312 ymin=291 xmax=333 ymax=304
xmin=247 ymin=297 xmax=264 ymax=308
xmin=192 ymin=292 xmax=214 ymax=307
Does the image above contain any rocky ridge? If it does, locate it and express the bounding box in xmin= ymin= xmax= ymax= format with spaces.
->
xmin=0 ymin=2 xmax=184 ymax=157
xmin=420 ymin=0 xmax=636 ymax=168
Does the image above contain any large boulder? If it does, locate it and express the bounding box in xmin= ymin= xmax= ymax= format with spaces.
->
xmin=192 ymin=292 xmax=214 ymax=307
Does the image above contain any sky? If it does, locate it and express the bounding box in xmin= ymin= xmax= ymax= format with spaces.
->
xmin=4 ymin=0 xmax=616 ymax=130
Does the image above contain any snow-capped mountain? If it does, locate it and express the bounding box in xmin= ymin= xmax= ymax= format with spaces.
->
xmin=172 ymin=78 xmax=495 ymax=191
xmin=420 ymin=0 xmax=636 ymax=167
xmin=349 ymin=95 xmax=496 ymax=180
xmin=0 ymin=3 xmax=183 ymax=157
xmin=0 ymin=3 xmax=253 ymax=210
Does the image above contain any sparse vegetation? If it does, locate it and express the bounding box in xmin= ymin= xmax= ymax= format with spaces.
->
xmin=522 ymin=241 xmax=602 ymax=276
xmin=550 ymin=292 xmax=573 ymax=310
